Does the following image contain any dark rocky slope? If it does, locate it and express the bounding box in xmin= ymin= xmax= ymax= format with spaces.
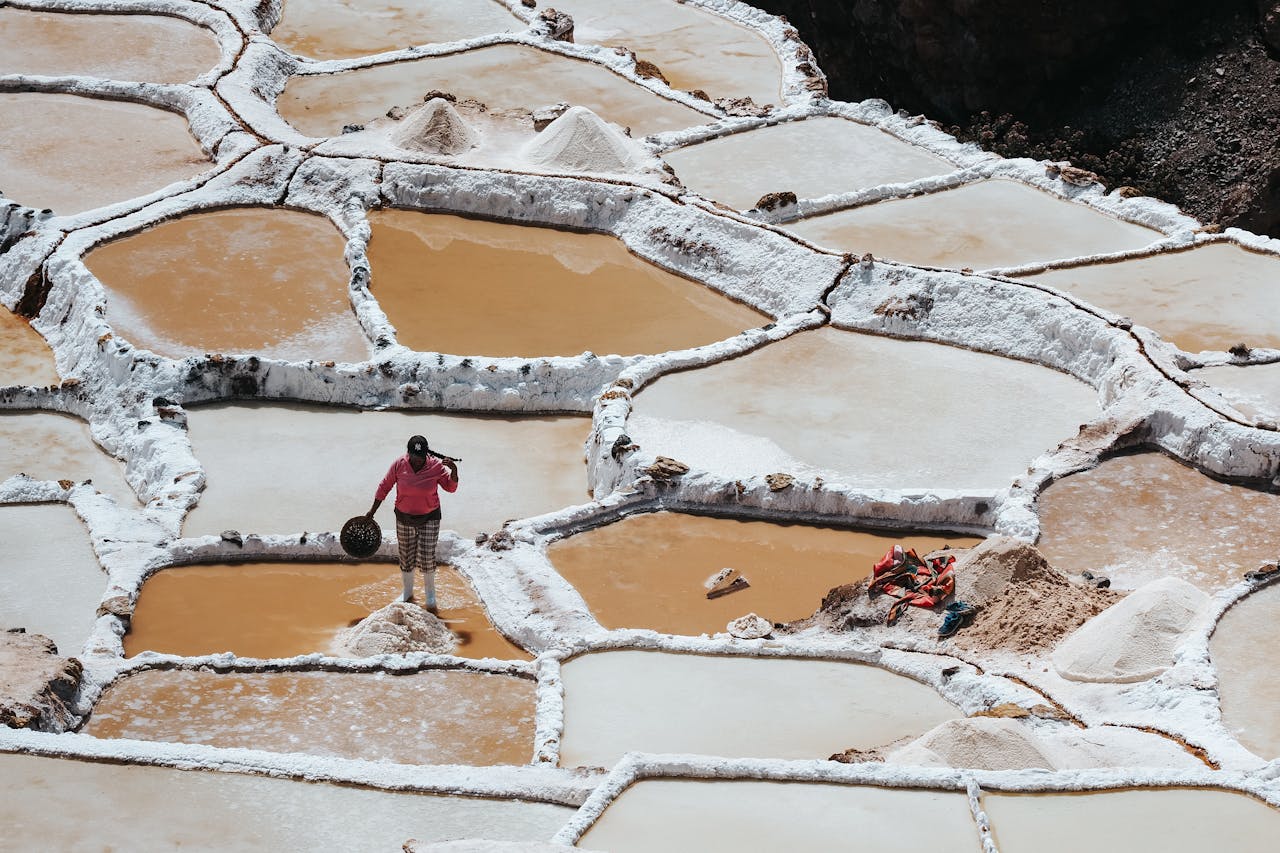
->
xmin=758 ymin=0 xmax=1280 ymax=237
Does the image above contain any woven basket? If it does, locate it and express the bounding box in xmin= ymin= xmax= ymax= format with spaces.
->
xmin=340 ymin=515 xmax=382 ymax=558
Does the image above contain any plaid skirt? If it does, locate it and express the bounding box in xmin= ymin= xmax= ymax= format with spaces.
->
xmin=396 ymin=516 xmax=440 ymax=573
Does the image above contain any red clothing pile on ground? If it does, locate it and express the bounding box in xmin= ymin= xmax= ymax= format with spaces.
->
xmin=868 ymin=544 xmax=956 ymax=625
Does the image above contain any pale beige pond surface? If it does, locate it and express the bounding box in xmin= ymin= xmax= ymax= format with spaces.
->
xmin=0 ymin=411 xmax=138 ymax=508
xmin=580 ymin=779 xmax=980 ymax=852
xmin=85 ymin=668 xmax=536 ymax=766
xmin=1211 ymin=582 xmax=1280 ymax=759
xmin=558 ymin=651 xmax=958 ymax=767
xmin=550 ymin=0 xmax=782 ymax=103
xmin=1024 ymin=243 xmax=1280 ymax=353
xmin=368 ymin=209 xmax=765 ymax=356
xmin=663 ymin=117 xmax=954 ymax=210
xmin=0 ymin=504 xmax=102 ymax=656
xmin=1198 ymin=362 xmax=1280 ymax=422
xmin=0 ymin=93 xmax=209 ymax=215
xmin=1036 ymin=452 xmax=1280 ymax=592
xmin=0 ymin=308 xmax=59 ymax=387
xmin=549 ymin=512 xmax=979 ymax=634
xmin=0 ymin=753 xmax=572 ymax=850
xmin=126 ymin=562 xmax=529 ymax=660
xmin=279 ymin=44 xmax=708 ymax=138
xmin=0 ymin=8 xmax=221 ymax=81
xmin=787 ymin=179 xmax=1158 ymax=270
xmin=183 ymin=403 xmax=589 ymax=538
xmin=984 ymin=788 xmax=1280 ymax=853
xmin=85 ymin=207 xmax=370 ymax=363
xmin=271 ymin=0 xmax=520 ymax=60
xmin=628 ymin=327 xmax=1098 ymax=490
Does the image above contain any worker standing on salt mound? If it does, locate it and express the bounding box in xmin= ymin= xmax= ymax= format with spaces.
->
xmin=366 ymin=435 xmax=459 ymax=612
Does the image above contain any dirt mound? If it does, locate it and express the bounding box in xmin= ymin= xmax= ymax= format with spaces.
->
xmin=338 ymin=601 xmax=457 ymax=657
xmin=1 ymin=631 xmax=82 ymax=732
xmin=391 ymin=98 xmax=478 ymax=155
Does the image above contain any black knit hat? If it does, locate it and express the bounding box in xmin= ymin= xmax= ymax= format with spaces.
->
xmin=407 ymin=435 xmax=429 ymax=457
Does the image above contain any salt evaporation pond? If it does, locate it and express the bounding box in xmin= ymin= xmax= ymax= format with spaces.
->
xmin=627 ymin=327 xmax=1098 ymax=490
xmin=0 ymin=308 xmax=59 ymax=387
xmin=1211 ymin=582 xmax=1280 ymax=759
xmin=1024 ymin=243 xmax=1280 ymax=353
xmin=271 ymin=0 xmax=520 ymax=60
xmin=183 ymin=403 xmax=588 ymax=538
xmin=278 ymin=43 xmax=708 ymax=138
xmin=0 ymin=505 xmax=102 ymax=656
xmin=0 ymin=92 xmax=209 ymax=215
xmin=549 ymin=511 xmax=980 ymax=634
xmin=0 ymin=753 xmax=572 ymax=849
xmin=0 ymin=7 xmax=221 ymax=81
xmin=84 ymin=207 xmax=370 ymax=363
xmin=126 ymin=562 xmax=529 ymax=660
xmin=662 ymin=116 xmax=954 ymax=210
xmin=787 ymin=179 xmax=1157 ymax=270
xmin=551 ymin=0 xmax=782 ymax=103
xmin=1036 ymin=452 xmax=1280 ymax=591
xmin=558 ymin=651 xmax=958 ymax=767
xmin=579 ymin=779 xmax=980 ymax=852
xmin=0 ymin=411 xmax=139 ymax=508
xmin=85 ymin=668 xmax=536 ymax=766
xmin=984 ymin=788 xmax=1280 ymax=853
xmin=367 ymin=209 xmax=766 ymax=356
xmin=1197 ymin=362 xmax=1280 ymax=422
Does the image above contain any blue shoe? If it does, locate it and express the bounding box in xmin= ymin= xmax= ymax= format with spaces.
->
xmin=938 ymin=601 xmax=977 ymax=638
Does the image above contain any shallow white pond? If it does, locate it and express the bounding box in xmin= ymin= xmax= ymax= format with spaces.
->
xmin=1196 ymin=362 xmax=1280 ymax=423
xmin=579 ymin=779 xmax=980 ymax=852
xmin=558 ymin=651 xmax=958 ymax=768
xmin=0 ymin=411 xmax=138 ymax=508
xmin=0 ymin=753 xmax=572 ymax=850
xmin=1211 ymin=582 xmax=1280 ymax=760
xmin=271 ymin=0 xmax=521 ymax=60
xmin=628 ymin=327 xmax=1098 ymax=490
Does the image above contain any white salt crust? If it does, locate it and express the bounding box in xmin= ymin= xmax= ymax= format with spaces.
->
xmin=3 ymin=0 xmax=1280 ymax=840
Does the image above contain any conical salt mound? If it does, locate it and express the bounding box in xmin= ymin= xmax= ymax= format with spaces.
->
xmin=520 ymin=105 xmax=645 ymax=173
xmin=887 ymin=717 xmax=1057 ymax=771
xmin=391 ymin=98 xmax=478 ymax=155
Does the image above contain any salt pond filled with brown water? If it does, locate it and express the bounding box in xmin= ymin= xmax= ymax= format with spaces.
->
xmin=579 ymin=779 xmax=980 ymax=852
xmin=85 ymin=668 xmax=536 ymax=766
xmin=0 ymin=309 xmax=58 ymax=387
xmin=182 ymin=403 xmax=589 ymax=538
xmin=0 ymin=8 xmax=221 ymax=81
xmin=0 ymin=411 xmax=138 ymax=508
xmin=367 ymin=209 xmax=766 ymax=356
xmin=84 ymin=207 xmax=370 ymax=363
xmin=787 ymin=180 xmax=1158 ymax=270
xmin=0 ymin=505 xmax=102 ymax=656
xmin=0 ymin=93 xmax=209 ymax=215
xmin=549 ymin=0 xmax=782 ymax=103
xmin=1210 ymin=582 xmax=1280 ymax=760
xmin=983 ymin=788 xmax=1280 ymax=853
xmin=1024 ymin=243 xmax=1280 ymax=353
xmin=1197 ymin=363 xmax=1280 ymax=422
xmin=1036 ymin=452 xmax=1280 ymax=592
xmin=0 ymin=753 xmax=572 ymax=849
xmin=270 ymin=0 xmax=520 ymax=60
xmin=278 ymin=43 xmax=708 ymax=138
xmin=628 ymin=327 xmax=1098 ymax=490
xmin=125 ymin=562 xmax=529 ymax=660
xmin=558 ymin=651 xmax=958 ymax=767
xmin=662 ymin=116 xmax=954 ymax=210
xmin=548 ymin=511 xmax=979 ymax=634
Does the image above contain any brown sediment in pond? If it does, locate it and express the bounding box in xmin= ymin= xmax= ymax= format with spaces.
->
xmin=0 ymin=411 xmax=139 ymax=508
xmin=663 ymin=116 xmax=954 ymax=210
xmin=548 ymin=511 xmax=979 ymax=634
xmin=271 ymin=0 xmax=521 ymax=60
xmin=0 ymin=93 xmax=210 ymax=215
xmin=787 ymin=179 xmax=1158 ymax=270
xmin=0 ymin=8 xmax=221 ymax=82
xmin=367 ymin=210 xmax=767 ymax=357
xmin=277 ymin=43 xmax=708 ymax=139
xmin=579 ymin=779 xmax=980 ymax=852
xmin=0 ymin=308 xmax=59 ymax=387
xmin=84 ymin=207 xmax=370 ymax=363
xmin=1023 ymin=243 xmax=1280 ymax=354
xmin=1036 ymin=452 xmax=1280 ymax=592
xmin=125 ymin=562 xmax=529 ymax=660
xmin=1211 ymin=581 xmax=1280 ymax=761
xmin=84 ymin=668 xmax=536 ymax=766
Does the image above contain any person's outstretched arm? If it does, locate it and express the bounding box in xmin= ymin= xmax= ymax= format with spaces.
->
xmin=368 ymin=460 xmax=399 ymax=515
